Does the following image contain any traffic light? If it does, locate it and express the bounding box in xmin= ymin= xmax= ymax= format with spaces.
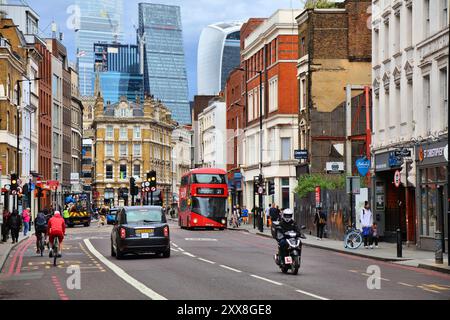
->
xmin=149 ymin=170 xmax=157 ymax=188
xmin=268 ymin=181 xmax=275 ymax=195
xmin=10 ymin=173 xmax=18 ymax=191
xmin=130 ymin=177 xmax=138 ymax=196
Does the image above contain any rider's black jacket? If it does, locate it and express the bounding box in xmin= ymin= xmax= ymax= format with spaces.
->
xmin=275 ymin=220 xmax=301 ymax=242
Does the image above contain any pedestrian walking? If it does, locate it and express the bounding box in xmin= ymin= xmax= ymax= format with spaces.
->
xmin=371 ymin=222 xmax=379 ymax=248
xmin=63 ymin=205 xmax=70 ymax=226
xmin=360 ymin=201 xmax=373 ymax=249
xmin=265 ymin=205 xmax=271 ymax=227
xmin=8 ymin=210 xmax=22 ymax=243
xmin=22 ymin=208 xmax=31 ymax=237
xmin=2 ymin=208 xmax=10 ymax=242
xmin=314 ymin=207 xmax=327 ymax=240
xmin=241 ymin=206 xmax=249 ymax=224
xmin=269 ymin=203 xmax=279 ymax=223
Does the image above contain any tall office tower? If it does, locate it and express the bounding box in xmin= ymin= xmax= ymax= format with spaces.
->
xmin=197 ymin=22 xmax=243 ymax=95
xmin=94 ymin=43 xmax=144 ymax=103
xmin=138 ymin=3 xmax=191 ymax=124
xmin=76 ymin=0 xmax=123 ymax=96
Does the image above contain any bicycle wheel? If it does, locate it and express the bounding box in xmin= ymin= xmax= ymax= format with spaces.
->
xmin=345 ymin=232 xmax=362 ymax=249
xmin=53 ymin=238 xmax=59 ymax=266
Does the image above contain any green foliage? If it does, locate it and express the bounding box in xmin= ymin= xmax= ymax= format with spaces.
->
xmin=295 ymin=174 xmax=346 ymax=199
xmin=304 ymin=0 xmax=337 ymax=9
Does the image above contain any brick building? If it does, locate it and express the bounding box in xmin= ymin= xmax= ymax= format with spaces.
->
xmin=296 ymin=0 xmax=372 ymax=175
xmin=225 ymin=18 xmax=266 ymax=208
xmin=241 ymin=10 xmax=301 ymax=210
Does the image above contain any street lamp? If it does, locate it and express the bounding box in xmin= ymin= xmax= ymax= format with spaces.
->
xmin=236 ymin=67 xmax=264 ymax=232
xmin=14 ymin=77 xmax=41 ymax=211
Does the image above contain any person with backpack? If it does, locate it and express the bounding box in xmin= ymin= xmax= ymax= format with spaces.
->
xmin=2 ymin=208 xmax=10 ymax=242
xmin=314 ymin=207 xmax=327 ymax=240
xmin=35 ymin=211 xmax=48 ymax=254
xmin=8 ymin=210 xmax=22 ymax=243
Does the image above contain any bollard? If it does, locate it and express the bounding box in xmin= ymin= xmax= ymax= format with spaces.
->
xmin=435 ymin=231 xmax=443 ymax=264
xmin=396 ymin=228 xmax=402 ymax=258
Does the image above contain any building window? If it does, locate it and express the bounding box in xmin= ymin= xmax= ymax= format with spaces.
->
xmin=106 ymin=125 xmax=113 ymax=139
xmin=424 ymin=0 xmax=430 ymax=38
xmin=269 ymin=77 xmax=278 ymax=112
xmin=384 ymin=20 xmax=390 ymax=59
xmin=406 ymin=5 xmax=412 ymax=47
xmin=119 ymin=164 xmax=127 ymax=179
xmin=374 ymin=29 xmax=379 ymax=63
xmin=120 ymin=126 xmax=127 ymax=139
xmin=133 ymin=143 xmax=141 ymax=156
xmin=443 ymin=0 xmax=449 ymax=28
xmin=105 ymin=143 xmax=113 ymax=157
xmin=281 ymin=137 xmax=291 ymax=161
xmin=120 ymin=144 xmax=127 ymax=157
xmin=106 ymin=164 xmax=113 ymax=179
xmin=104 ymin=188 xmax=114 ymax=202
xmin=134 ymin=126 xmax=141 ymax=139
xmin=441 ymin=67 xmax=448 ymax=130
xmin=423 ymin=74 xmax=431 ymax=134
xmin=133 ymin=164 xmax=140 ymax=178
xmin=281 ymin=178 xmax=290 ymax=210
xmin=394 ymin=12 xmax=400 ymax=53
xmin=300 ymin=78 xmax=307 ymax=111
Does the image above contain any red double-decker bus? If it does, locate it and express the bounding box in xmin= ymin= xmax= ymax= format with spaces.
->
xmin=178 ymin=168 xmax=228 ymax=230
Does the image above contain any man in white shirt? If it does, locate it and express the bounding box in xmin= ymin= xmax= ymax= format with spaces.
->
xmin=360 ymin=201 xmax=373 ymax=249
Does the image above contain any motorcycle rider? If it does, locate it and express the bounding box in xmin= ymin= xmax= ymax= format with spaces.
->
xmin=275 ymin=208 xmax=304 ymax=262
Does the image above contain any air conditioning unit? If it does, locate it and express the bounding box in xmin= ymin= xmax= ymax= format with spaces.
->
xmin=325 ymin=162 xmax=345 ymax=174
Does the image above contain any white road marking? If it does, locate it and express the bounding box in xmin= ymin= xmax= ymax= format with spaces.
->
xmin=250 ymin=275 xmax=282 ymax=286
xmin=295 ymin=289 xmax=330 ymax=300
xmin=198 ymin=258 xmax=215 ymax=264
xmin=171 ymin=248 xmax=179 ymax=252
xmin=398 ymin=282 xmax=414 ymax=287
xmin=184 ymin=238 xmax=218 ymax=241
xmin=183 ymin=252 xmax=196 ymax=258
xmin=171 ymin=242 xmax=179 ymax=248
xmin=83 ymin=239 xmax=167 ymax=300
xmin=220 ymin=265 xmax=243 ymax=273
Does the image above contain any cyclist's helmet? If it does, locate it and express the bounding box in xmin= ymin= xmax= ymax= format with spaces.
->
xmin=54 ymin=211 xmax=61 ymax=217
xmin=281 ymin=208 xmax=294 ymax=223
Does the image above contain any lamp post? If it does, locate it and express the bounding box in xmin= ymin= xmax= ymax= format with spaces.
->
xmin=237 ymin=67 xmax=264 ymax=232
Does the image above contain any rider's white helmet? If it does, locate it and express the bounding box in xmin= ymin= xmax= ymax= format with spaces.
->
xmin=281 ymin=208 xmax=294 ymax=223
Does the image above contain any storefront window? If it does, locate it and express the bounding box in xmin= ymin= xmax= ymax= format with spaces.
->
xmin=436 ymin=166 xmax=446 ymax=182
xmin=428 ymin=186 xmax=437 ymax=236
xmin=421 ymin=188 xmax=428 ymax=236
xmin=426 ymin=168 xmax=436 ymax=183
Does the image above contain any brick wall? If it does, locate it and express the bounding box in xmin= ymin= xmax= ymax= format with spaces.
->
xmin=346 ymin=0 xmax=372 ymax=60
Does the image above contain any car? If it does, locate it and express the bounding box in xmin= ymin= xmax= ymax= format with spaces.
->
xmin=107 ymin=208 xmax=119 ymax=225
xmin=111 ymin=206 xmax=170 ymax=259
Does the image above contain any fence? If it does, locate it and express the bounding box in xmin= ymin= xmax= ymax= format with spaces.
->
xmin=295 ymin=189 xmax=352 ymax=240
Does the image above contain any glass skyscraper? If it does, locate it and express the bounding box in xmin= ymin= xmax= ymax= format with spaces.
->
xmin=138 ymin=3 xmax=191 ymax=124
xmin=76 ymin=0 xmax=123 ymax=96
xmin=197 ymin=22 xmax=243 ymax=95
xmin=94 ymin=43 xmax=144 ymax=103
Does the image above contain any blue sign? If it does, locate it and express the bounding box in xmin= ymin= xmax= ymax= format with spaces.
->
xmin=388 ymin=152 xmax=403 ymax=167
xmin=30 ymin=183 xmax=35 ymax=191
xmin=294 ymin=150 xmax=308 ymax=160
xmin=356 ymin=157 xmax=371 ymax=176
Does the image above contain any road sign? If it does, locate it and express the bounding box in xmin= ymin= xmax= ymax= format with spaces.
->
xmin=258 ymin=186 xmax=264 ymax=195
xmin=151 ymin=187 xmax=156 ymax=192
xmin=315 ymin=186 xmax=321 ymax=208
xmin=294 ymin=149 xmax=308 ymax=160
xmin=145 ymin=187 xmax=150 ymax=192
xmin=356 ymin=157 xmax=371 ymax=176
xmin=346 ymin=176 xmax=360 ymax=194
xmin=144 ymin=182 xmax=150 ymax=187
xmin=394 ymin=170 xmax=401 ymax=187
xmin=4 ymin=184 xmax=10 ymax=191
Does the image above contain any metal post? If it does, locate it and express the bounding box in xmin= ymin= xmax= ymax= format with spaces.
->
xmin=349 ymin=178 xmax=353 ymax=226
xmin=150 ymin=190 xmax=153 ymax=206
xmin=435 ymin=230 xmax=443 ymax=264
xmin=258 ymin=72 xmax=263 ymax=233
xmin=16 ymin=81 xmax=20 ymax=212
xmin=253 ymin=182 xmax=256 ymax=229
xmin=397 ymin=228 xmax=402 ymax=258
xmin=345 ymin=85 xmax=352 ymax=177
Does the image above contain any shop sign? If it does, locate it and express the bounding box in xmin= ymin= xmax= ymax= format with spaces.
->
xmin=417 ymin=141 xmax=448 ymax=165
xmin=394 ymin=170 xmax=401 ymax=188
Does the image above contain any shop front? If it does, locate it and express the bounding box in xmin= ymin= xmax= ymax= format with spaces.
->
xmin=416 ymin=139 xmax=448 ymax=251
xmin=373 ymin=150 xmax=414 ymax=242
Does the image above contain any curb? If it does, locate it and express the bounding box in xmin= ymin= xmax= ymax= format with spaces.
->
xmin=417 ymin=263 xmax=450 ymax=275
xmin=0 ymin=234 xmax=31 ymax=273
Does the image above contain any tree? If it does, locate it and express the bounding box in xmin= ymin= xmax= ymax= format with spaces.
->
xmin=303 ymin=0 xmax=337 ymax=9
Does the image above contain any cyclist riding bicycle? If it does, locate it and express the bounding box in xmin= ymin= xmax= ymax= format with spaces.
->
xmin=34 ymin=211 xmax=48 ymax=254
xmin=48 ymin=211 xmax=66 ymax=258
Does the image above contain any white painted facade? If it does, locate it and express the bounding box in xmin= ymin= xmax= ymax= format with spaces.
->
xmin=171 ymin=126 xmax=193 ymax=201
xmin=371 ymin=0 xmax=448 ymax=150
xmin=198 ymin=99 xmax=227 ymax=170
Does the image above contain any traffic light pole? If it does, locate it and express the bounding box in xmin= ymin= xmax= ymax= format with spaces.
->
xmin=150 ymin=190 xmax=153 ymax=206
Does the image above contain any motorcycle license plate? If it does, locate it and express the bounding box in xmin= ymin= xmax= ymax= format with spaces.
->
xmin=284 ymin=256 xmax=293 ymax=264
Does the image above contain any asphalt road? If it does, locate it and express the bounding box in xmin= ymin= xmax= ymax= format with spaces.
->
xmin=1 ymin=221 xmax=449 ymax=300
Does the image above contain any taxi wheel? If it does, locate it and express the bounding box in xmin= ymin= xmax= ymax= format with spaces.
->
xmin=162 ymin=248 xmax=170 ymax=258
xmin=116 ymin=245 xmax=124 ymax=260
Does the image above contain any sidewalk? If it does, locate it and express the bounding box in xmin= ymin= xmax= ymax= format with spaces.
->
xmin=230 ymin=222 xmax=450 ymax=274
xmin=0 ymin=231 xmax=31 ymax=272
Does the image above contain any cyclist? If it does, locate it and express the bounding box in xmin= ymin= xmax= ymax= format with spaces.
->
xmin=48 ymin=211 xmax=66 ymax=258
xmin=34 ymin=211 xmax=48 ymax=254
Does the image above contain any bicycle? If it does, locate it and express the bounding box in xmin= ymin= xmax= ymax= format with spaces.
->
xmin=51 ymin=237 xmax=60 ymax=266
xmin=36 ymin=231 xmax=46 ymax=257
xmin=343 ymin=225 xmax=363 ymax=249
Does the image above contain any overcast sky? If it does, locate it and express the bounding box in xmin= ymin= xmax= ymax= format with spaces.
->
xmin=26 ymin=0 xmax=305 ymax=99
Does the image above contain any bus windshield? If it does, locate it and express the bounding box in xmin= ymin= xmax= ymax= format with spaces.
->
xmin=192 ymin=174 xmax=226 ymax=184
xmin=191 ymin=197 xmax=226 ymax=218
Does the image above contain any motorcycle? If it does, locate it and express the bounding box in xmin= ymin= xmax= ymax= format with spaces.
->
xmin=271 ymin=221 xmax=306 ymax=275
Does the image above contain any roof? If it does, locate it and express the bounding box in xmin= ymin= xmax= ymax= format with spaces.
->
xmin=185 ymin=168 xmax=227 ymax=175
